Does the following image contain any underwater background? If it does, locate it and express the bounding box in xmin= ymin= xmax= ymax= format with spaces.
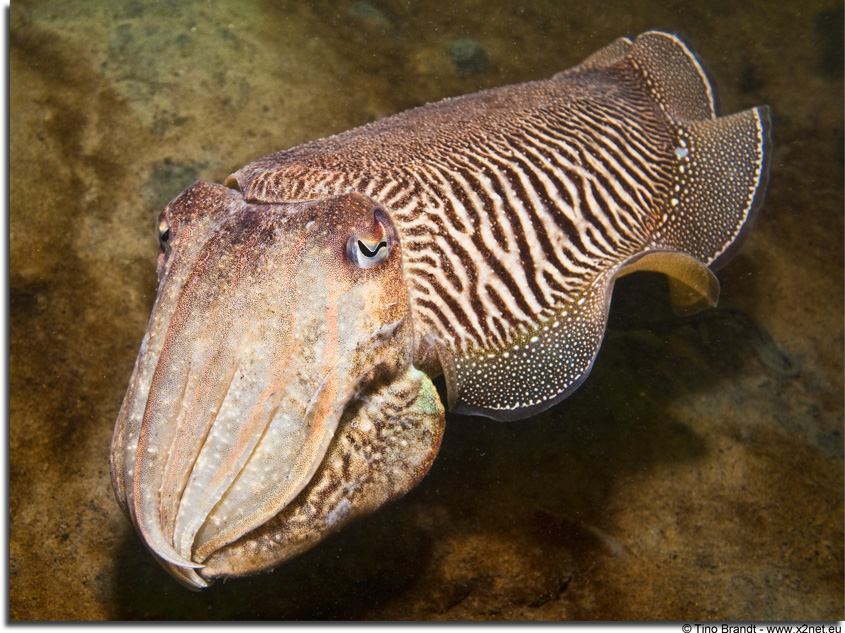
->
xmin=9 ymin=0 xmax=843 ymax=620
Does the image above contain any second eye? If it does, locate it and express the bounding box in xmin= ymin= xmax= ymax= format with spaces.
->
xmin=157 ymin=217 xmax=171 ymax=251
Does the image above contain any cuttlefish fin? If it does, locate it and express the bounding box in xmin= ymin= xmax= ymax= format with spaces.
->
xmin=617 ymin=250 xmax=720 ymax=317
xmin=437 ymin=252 xmax=718 ymax=421
xmin=439 ymin=271 xmax=616 ymax=422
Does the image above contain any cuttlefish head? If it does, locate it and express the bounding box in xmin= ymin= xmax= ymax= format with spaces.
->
xmin=110 ymin=182 xmax=445 ymax=589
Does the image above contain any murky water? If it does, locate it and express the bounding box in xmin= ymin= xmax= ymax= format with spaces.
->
xmin=10 ymin=0 xmax=843 ymax=620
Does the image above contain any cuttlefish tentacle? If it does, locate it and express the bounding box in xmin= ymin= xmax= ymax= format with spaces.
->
xmin=199 ymin=364 xmax=444 ymax=580
xmin=133 ymin=206 xmax=288 ymax=569
xmin=111 ymin=30 xmax=769 ymax=588
xmin=164 ymin=221 xmax=307 ymax=560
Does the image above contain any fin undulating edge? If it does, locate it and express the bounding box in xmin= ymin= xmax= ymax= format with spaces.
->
xmin=443 ymin=273 xmax=616 ymax=422
xmin=708 ymin=105 xmax=772 ymax=271
xmin=617 ymin=250 xmax=721 ymax=316
xmin=553 ymin=35 xmax=633 ymax=78
xmin=629 ymin=30 xmax=717 ymax=123
xmin=652 ymin=106 xmax=771 ymax=270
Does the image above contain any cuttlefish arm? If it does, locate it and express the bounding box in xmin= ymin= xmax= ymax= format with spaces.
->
xmin=109 ymin=183 xmax=444 ymax=589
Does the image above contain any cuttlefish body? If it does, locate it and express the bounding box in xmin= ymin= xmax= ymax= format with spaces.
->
xmin=110 ymin=31 xmax=770 ymax=589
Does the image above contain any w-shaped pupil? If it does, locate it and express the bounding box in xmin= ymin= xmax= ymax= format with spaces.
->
xmin=358 ymin=240 xmax=388 ymax=258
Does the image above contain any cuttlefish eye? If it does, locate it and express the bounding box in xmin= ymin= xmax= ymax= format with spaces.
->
xmin=346 ymin=208 xmax=392 ymax=269
xmin=157 ymin=216 xmax=171 ymax=250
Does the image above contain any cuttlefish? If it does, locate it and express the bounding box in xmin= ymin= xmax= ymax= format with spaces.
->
xmin=110 ymin=31 xmax=770 ymax=589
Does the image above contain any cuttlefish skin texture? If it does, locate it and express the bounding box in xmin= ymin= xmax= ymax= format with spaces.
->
xmin=111 ymin=31 xmax=770 ymax=589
